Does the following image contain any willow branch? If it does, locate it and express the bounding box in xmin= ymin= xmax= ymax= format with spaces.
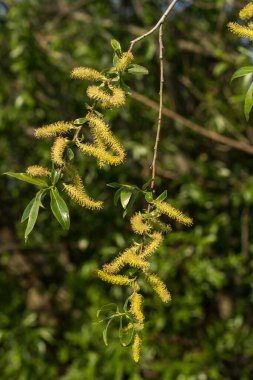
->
xmin=128 ymin=0 xmax=179 ymax=52
xmin=132 ymin=91 xmax=253 ymax=156
xmin=150 ymin=25 xmax=164 ymax=192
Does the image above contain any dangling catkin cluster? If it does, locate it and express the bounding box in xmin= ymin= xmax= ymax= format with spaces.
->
xmin=228 ymin=3 xmax=253 ymax=41
xmin=27 ymin=50 xmax=133 ymax=212
xmin=98 ymin=199 xmax=192 ymax=362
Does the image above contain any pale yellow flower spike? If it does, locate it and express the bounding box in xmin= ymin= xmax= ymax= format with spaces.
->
xmin=71 ymin=67 xmax=107 ymax=82
xmin=130 ymin=213 xmax=152 ymax=235
xmin=239 ymin=3 xmax=253 ymax=20
xmin=249 ymin=22 xmax=253 ymax=30
xmin=96 ymin=270 xmax=133 ymax=286
xmin=65 ymin=163 xmax=83 ymax=190
xmin=130 ymin=293 xmax=145 ymax=324
xmin=87 ymin=86 xmax=126 ymax=108
xmin=145 ymin=273 xmax=171 ymax=303
xmin=63 ymin=183 xmax=103 ymax=210
xmin=154 ymin=200 xmax=193 ymax=226
xmin=34 ymin=122 xmax=72 ymax=138
xmin=228 ymin=22 xmax=253 ymax=41
xmin=140 ymin=232 xmax=163 ymax=259
xmin=76 ymin=114 xmax=125 ymax=167
xmin=103 ymin=246 xmax=149 ymax=274
xmin=51 ymin=137 xmax=67 ymax=167
xmin=116 ymin=52 xmax=134 ymax=72
xmin=26 ymin=165 xmax=50 ymax=177
xmin=132 ymin=333 xmax=142 ymax=363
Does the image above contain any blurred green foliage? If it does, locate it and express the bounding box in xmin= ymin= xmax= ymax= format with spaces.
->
xmin=1 ymin=0 xmax=253 ymax=379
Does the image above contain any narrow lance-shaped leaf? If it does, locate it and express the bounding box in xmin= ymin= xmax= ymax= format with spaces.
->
xmin=244 ymin=82 xmax=253 ymax=121
xmin=50 ymin=188 xmax=70 ymax=230
xmin=4 ymin=172 xmax=48 ymax=187
xmin=21 ymin=198 xmax=36 ymax=223
xmin=24 ymin=191 xmax=44 ymax=242
xmin=231 ymin=66 xmax=253 ymax=82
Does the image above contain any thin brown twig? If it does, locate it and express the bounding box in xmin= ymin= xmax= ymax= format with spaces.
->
xmin=150 ymin=24 xmax=164 ymax=192
xmin=128 ymin=0 xmax=178 ymax=52
xmin=131 ymin=91 xmax=253 ymax=156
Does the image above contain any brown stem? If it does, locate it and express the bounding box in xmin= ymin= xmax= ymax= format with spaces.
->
xmin=150 ymin=24 xmax=164 ymax=193
xmin=128 ymin=0 xmax=178 ymax=52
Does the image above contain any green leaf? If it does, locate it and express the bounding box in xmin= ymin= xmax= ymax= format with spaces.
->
xmin=67 ymin=148 xmax=74 ymax=161
xmin=231 ymin=66 xmax=253 ymax=82
xmin=114 ymin=188 xmax=122 ymax=206
xmin=156 ymin=190 xmax=167 ymax=202
xmin=103 ymin=317 xmax=115 ymax=346
xmin=73 ymin=117 xmax=87 ymax=125
xmin=244 ymin=82 xmax=253 ymax=121
xmin=111 ymin=39 xmax=122 ymax=55
xmin=50 ymin=168 xmax=61 ymax=186
xmin=145 ymin=192 xmax=153 ymax=203
xmin=97 ymin=303 xmax=117 ymax=320
xmin=127 ymin=64 xmax=149 ymax=75
xmin=107 ymin=182 xmax=122 ymax=188
xmin=24 ymin=191 xmax=43 ymax=242
xmin=4 ymin=172 xmax=48 ymax=187
xmin=21 ymin=198 xmax=35 ymax=223
xmin=122 ymin=191 xmax=138 ymax=218
xmin=120 ymin=190 xmax=132 ymax=209
xmin=50 ymin=188 xmax=70 ymax=230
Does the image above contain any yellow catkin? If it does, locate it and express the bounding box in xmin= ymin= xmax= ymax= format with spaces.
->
xmin=116 ymin=51 xmax=134 ymax=72
xmin=140 ymin=232 xmax=163 ymax=259
xmin=34 ymin=122 xmax=72 ymax=138
xmin=63 ymin=183 xmax=103 ymax=210
xmin=26 ymin=165 xmax=50 ymax=177
xmin=228 ymin=22 xmax=253 ymax=41
xmin=51 ymin=137 xmax=67 ymax=166
xmin=76 ymin=113 xmax=125 ymax=167
xmin=150 ymin=219 xmax=172 ymax=233
xmin=87 ymin=86 xmax=125 ymax=108
xmin=145 ymin=273 xmax=171 ymax=303
xmin=103 ymin=246 xmax=149 ymax=274
xmin=96 ymin=270 xmax=133 ymax=286
xmin=239 ymin=3 xmax=253 ymax=20
xmin=154 ymin=200 xmax=193 ymax=226
xmin=249 ymin=22 xmax=253 ymax=29
xmin=130 ymin=293 xmax=145 ymax=324
xmin=70 ymin=67 xmax=107 ymax=82
xmin=130 ymin=213 xmax=151 ymax=235
xmin=132 ymin=333 xmax=141 ymax=363
xmin=65 ymin=163 xmax=83 ymax=189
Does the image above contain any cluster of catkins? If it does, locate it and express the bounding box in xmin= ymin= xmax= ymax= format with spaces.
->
xmin=97 ymin=199 xmax=193 ymax=362
xmin=228 ymin=2 xmax=253 ymax=41
xmin=26 ymin=51 xmax=134 ymax=209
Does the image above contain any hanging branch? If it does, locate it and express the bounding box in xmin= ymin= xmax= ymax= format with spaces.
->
xmin=128 ymin=0 xmax=179 ymax=52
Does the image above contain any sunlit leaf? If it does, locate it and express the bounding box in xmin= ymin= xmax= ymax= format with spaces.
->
xmin=50 ymin=188 xmax=70 ymax=230
xmin=4 ymin=172 xmax=48 ymax=187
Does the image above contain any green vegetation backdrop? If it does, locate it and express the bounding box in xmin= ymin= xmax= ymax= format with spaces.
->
xmin=1 ymin=0 xmax=253 ymax=379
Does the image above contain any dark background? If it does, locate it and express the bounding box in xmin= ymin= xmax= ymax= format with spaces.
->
xmin=1 ymin=0 xmax=253 ymax=379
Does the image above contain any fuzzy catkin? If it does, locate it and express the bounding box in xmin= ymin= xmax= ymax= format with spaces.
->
xmin=63 ymin=183 xmax=103 ymax=210
xmin=102 ymin=246 xmax=149 ymax=274
xmin=96 ymin=270 xmax=133 ymax=286
xmin=132 ymin=333 xmax=141 ymax=363
xmin=140 ymin=232 xmax=163 ymax=259
xmin=87 ymin=86 xmax=125 ymax=108
xmin=145 ymin=273 xmax=171 ymax=303
xmin=51 ymin=137 xmax=67 ymax=166
xmin=239 ymin=3 xmax=253 ymax=20
xmin=71 ymin=67 xmax=106 ymax=82
xmin=228 ymin=22 xmax=253 ymax=41
xmin=130 ymin=213 xmax=151 ymax=235
xmin=116 ymin=52 xmax=134 ymax=72
xmin=130 ymin=293 xmax=145 ymax=324
xmin=154 ymin=200 xmax=193 ymax=226
xmin=34 ymin=122 xmax=72 ymax=138
xmin=76 ymin=113 xmax=125 ymax=167
xmin=26 ymin=165 xmax=50 ymax=177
